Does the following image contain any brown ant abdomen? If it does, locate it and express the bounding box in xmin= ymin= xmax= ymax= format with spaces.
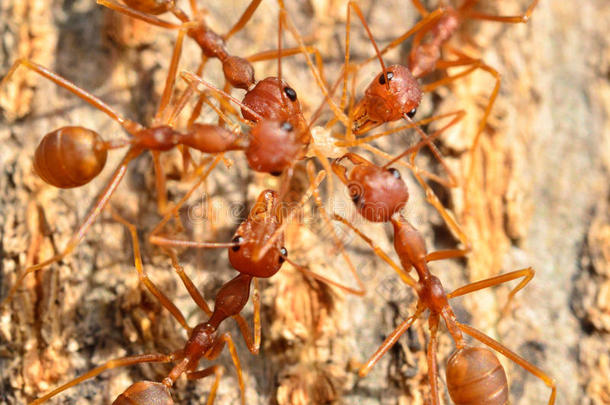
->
xmin=113 ymin=381 xmax=174 ymax=405
xmin=34 ymin=126 xmax=108 ymax=188
xmin=348 ymin=166 xmax=409 ymax=222
xmin=446 ymin=347 xmax=509 ymax=405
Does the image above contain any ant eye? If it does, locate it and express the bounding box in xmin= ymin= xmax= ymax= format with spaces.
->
xmin=231 ymin=236 xmax=244 ymax=251
xmin=279 ymin=247 xmax=288 ymax=263
xmin=281 ymin=121 xmax=294 ymax=132
xmin=378 ymin=71 xmax=394 ymax=85
xmin=348 ymin=183 xmax=363 ymax=206
xmin=270 ymin=171 xmax=282 ymax=177
xmin=406 ymin=108 xmax=417 ymax=119
xmin=388 ymin=168 xmax=401 ymax=179
xmin=284 ymin=86 xmax=297 ymax=102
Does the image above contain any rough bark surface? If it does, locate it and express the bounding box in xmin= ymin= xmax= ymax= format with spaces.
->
xmin=0 ymin=1 xmax=609 ymax=405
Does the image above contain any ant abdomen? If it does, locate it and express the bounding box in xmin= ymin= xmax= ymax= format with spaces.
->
xmin=122 ymin=0 xmax=173 ymax=15
xmin=446 ymin=347 xmax=509 ymax=405
xmin=113 ymin=381 xmax=174 ymax=405
xmin=34 ymin=126 xmax=108 ymax=188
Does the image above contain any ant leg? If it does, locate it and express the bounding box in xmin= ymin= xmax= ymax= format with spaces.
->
xmin=204 ymin=333 xmax=246 ymax=405
xmin=332 ymin=213 xmax=417 ymax=288
xmin=338 ymin=109 xmax=466 ymax=189
xmin=306 ymin=160 xmax=366 ymax=295
xmin=97 ymin=0 xmax=181 ymax=29
xmin=247 ymin=46 xmax=327 ymax=84
xmin=30 ymin=352 xmax=177 ymax=404
xmin=271 ymin=166 xmax=366 ymax=296
xmin=361 ymin=8 xmax=445 ymax=66
xmin=223 ymin=0 xmax=263 ymax=40
xmin=230 ymin=278 xmax=261 ymax=355
xmin=164 ymin=247 xmax=213 ymax=316
xmin=423 ymin=51 xmax=500 ymax=186
xmin=425 ymin=248 xmax=469 ymax=262
xmin=181 ymin=71 xmax=264 ymax=121
xmin=463 ymin=0 xmax=540 ymax=24
xmin=426 ymin=314 xmax=441 ymax=405
xmin=382 ymin=110 xmax=467 ymax=189
xmin=343 ymin=1 xmax=388 ymax=110
xmin=359 ymin=305 xmax=424 ymax=377
xmin=336 ymin=110 xmax=465 ymax=150
xmin=276 ymin=1 xmax=349 ymax=127
xmin=410 ymin=0 xmax=430 ymax=16
xmin=0 ymin=149 xmax=141 ymax=309
xmin=147 ymin=156 xmax=243 ymax=250
xmin=457 ymin=322 xmax=557 ymax=405
xmin=186 ymin=365 xmax=225 ymax=405
xmin=110 ymin=209 xmax=192 ymax=332
xmin=410 ymin=163 xmax=471 ymax=249
xmin=1 ymin=59 xmax=141 ymax=134
xmin=155 ymin=27 xmax=188 ymax=123
xmin=152 ymin=151 xmax=168 ymax=214
xmin=447 ymin=267 xmax=535 ymax=316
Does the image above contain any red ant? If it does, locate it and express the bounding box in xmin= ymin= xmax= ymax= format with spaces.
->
xmin=0 ymin=59 xmax=250 ymax=309
xmin=338 ymin=0 xmax=540 ymax=194
xmin=0 ymin=6 xmax=360 ymax=309
xmin=332 ymin=210 xmax=556 ymax=404
xmin=29 ymin=168 xmax=327 ymax=404
xmin=328 ymin=142 xmax=554 ymax=403
xmin=143 ymin=1 xmax=368 ymax=295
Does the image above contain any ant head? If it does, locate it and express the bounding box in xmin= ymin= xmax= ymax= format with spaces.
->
xmin=122 ymin=0 xmax=174 ymax=15
xmin=246 ymin=119 xmax=308 ymax=174
xmin=222 ymin=55 xmax=255 ymax=90
xmin=347 ymin=163 xmax=409 ymax=222
xmin=241 ymin=77 xmax=304 ymax=123
xmin=113 ymin=381 xmax=174 ymax=405
xmin=353 ymin=65 xmax=422 ymax=134
xmin=228 ymin=190 xmax=286 ymax=278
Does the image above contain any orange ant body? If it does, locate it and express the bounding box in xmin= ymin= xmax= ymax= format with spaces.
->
xmin=338 ymin=0 xmax=540 ymax=193
xmin=335 ymin=211 xmax=556 ymax=404
xmin=330 ymin=147 xmax=555 ymax=403
xmin=30 ymin=174 xmax=330 ymax=404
